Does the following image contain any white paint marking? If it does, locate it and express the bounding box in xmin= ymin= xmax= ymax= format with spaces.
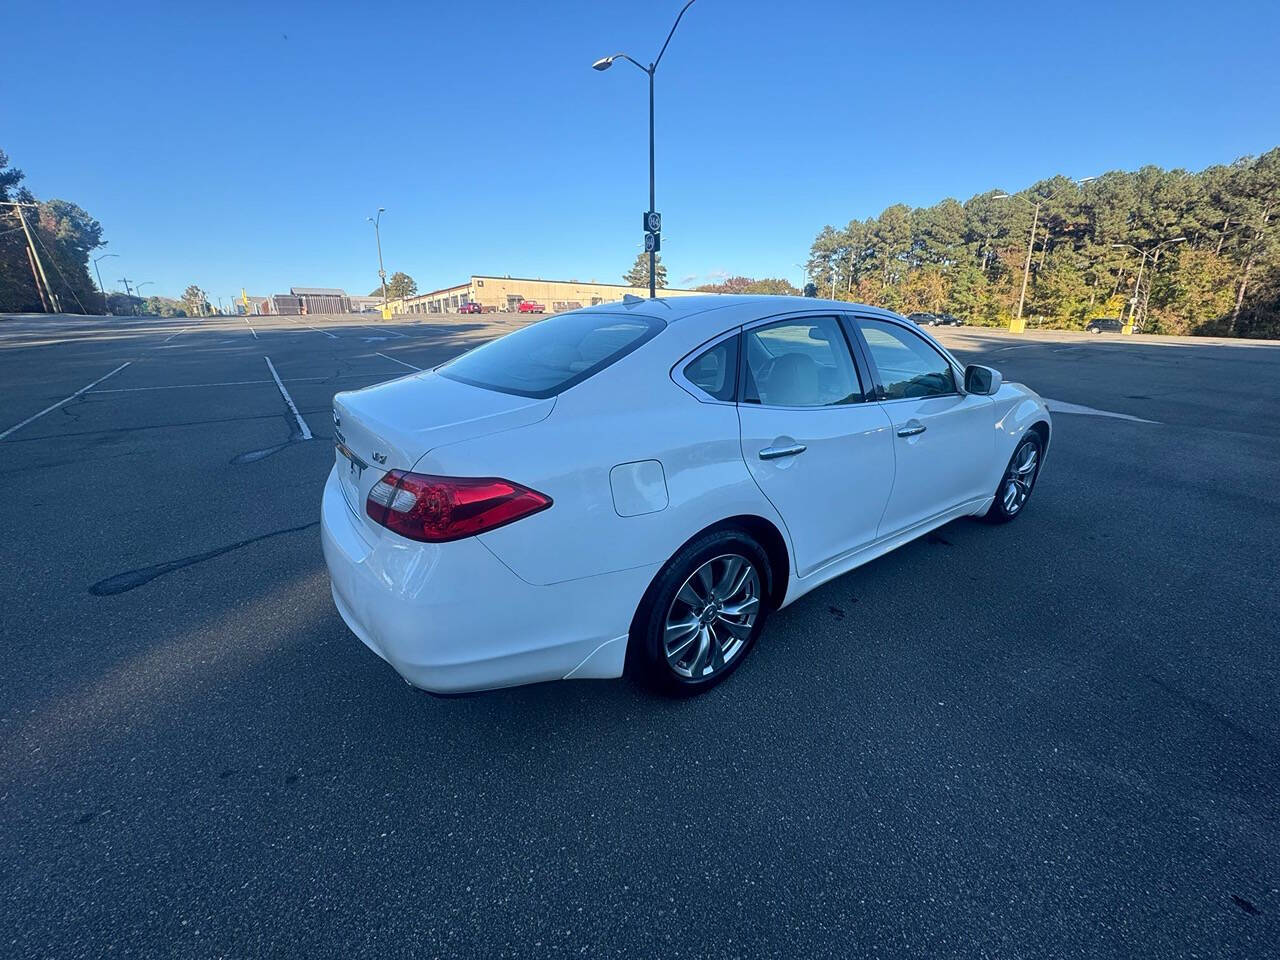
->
xmin=245 ymin=319 xmax=259 ymax=340
xmin=377 ymin=352 xmax=422 ymax=371
xmin=287 ymin=318 xmax=338 ymax=340
xmin=1044 ymin=399 xmax=1158 ymax=424
xmin=0 ymin=361 xmax=132 ymax=441
xmin=91 ymin=374 xmax=392 ymax=394
xmin=370 ymin=326 xmax=408 ymax=339
xmin=264 ymin=356 xmax=313 ymax=440
xmin=163 ymin=326 xmax=192 ymax=342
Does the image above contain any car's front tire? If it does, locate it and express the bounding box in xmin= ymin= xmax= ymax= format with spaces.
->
xmin=983 ymin=432 xmax=1043 ymax=524
xmin=629 ymin=529 xmax=772 ymax=696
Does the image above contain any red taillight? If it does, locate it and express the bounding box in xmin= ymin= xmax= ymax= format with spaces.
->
xmin=365 ymin=470 xmax=552 ymax=542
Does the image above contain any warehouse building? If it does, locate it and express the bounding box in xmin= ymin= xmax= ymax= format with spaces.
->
xmin=292 ymin=287 xmax=351 ymax=314
xmin=388 ymin=275 xmax=705 ymax=315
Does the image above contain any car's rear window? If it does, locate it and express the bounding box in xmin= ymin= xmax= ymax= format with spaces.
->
xmin=438 ymin=312 xmax=665 ymax=399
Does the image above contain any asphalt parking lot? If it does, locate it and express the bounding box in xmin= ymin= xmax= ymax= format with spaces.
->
xmin=2 ymin=309 xmax=1278 ymax=959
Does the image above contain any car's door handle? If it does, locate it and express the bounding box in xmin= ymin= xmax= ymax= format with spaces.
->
xmin=896 ymin=420 xmax=927 ymax=438
xmin=759 ymin=443 xmax=807 ymax=460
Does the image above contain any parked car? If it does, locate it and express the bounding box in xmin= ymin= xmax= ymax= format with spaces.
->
xmin=517 ymin=300 xmax=546 ymax=314
xmin=1086 ymin=317 xmax=1124 ymax=334
xmin=458 ymin=301 xmax=483 ymax=314
xmin=323 ymin=295 xmax=1051 ymax=696
xmin=908 ymin=312 xmax=964 ymax=327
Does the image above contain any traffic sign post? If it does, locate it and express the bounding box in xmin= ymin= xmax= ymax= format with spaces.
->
xmin=644 ymin=231 xmax=661 ymax=253
xmin=644 ymin=211 xmax=661 ymax=234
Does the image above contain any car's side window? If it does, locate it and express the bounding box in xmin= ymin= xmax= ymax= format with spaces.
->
xmin=682 ymin=335 xmax=739 ymax=402
xmin=741 ymin=316 xmax=861 ymax=407
xmin=857 ymin=318 xmax=957 ymax=400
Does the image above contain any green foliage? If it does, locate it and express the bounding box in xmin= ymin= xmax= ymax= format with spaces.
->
xmin=695 ymin=276 xmax=799 ymax=295
xmin=372 ymin=271 xmax=417 ymax=299
xmin=181 ymin=284 xmax=209 ymax=317
xmin=623 ymin=252 xmax=667 ymax=289
xmin=809 ymin=147 xmax=1280 ymax=337
xmin=1 ymin=148 xmax=108 ymax=314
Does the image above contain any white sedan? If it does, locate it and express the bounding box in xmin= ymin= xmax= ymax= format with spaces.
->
xmin=321 ymin=296 xmax=1050 ymax=696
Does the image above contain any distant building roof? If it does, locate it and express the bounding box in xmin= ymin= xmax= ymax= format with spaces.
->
xmin=290 ymin=287 xmax=347 ymax=296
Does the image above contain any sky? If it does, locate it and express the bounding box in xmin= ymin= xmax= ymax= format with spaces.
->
xmin=5 ymin=0 xmax=1279 ymax=306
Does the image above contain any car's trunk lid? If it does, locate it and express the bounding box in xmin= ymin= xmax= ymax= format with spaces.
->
xmin=331 ymin=371 xmax=554 ymax=531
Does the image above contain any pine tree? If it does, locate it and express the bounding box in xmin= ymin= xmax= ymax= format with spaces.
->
xmin=623 ymin=252 xmax=667 ymax=289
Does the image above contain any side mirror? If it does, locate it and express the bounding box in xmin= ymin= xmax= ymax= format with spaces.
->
xmin=964 ymin=364 xmax=1002 ymax=395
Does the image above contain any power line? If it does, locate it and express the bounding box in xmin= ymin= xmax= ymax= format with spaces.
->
xmin=29 ymin=223 xmax=89 ymax=314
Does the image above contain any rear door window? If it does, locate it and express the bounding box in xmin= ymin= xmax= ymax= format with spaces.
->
xmin=741 ymin=316 xmax=862 ymax=407
xmin=439 ymin=312 xmax=664 ymax=398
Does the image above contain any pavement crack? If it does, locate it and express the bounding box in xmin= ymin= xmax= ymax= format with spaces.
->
xmin=88 ymin=521 xmax=319 ymax=596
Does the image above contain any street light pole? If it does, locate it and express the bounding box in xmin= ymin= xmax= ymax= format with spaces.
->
xmin=649 ymin=67 xmax=655 ymax=299
xmin=593 ymin=0 xmax=698 ymax=299
xmin=1111 ymin=238 xmax=1185 ymax=330
xmin=993 ymin=177 xmax=1096 ymax=329
xmin=1015 ymin=200 xmax=1041 ymax=326
xmin=93 ymin=252 xmax=118 ymax=315
xmin=368 ymin=207 xmax=388 ymax=317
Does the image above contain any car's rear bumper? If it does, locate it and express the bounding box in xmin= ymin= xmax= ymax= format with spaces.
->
xmin=320 ymin=467 xmax=655 ymax=694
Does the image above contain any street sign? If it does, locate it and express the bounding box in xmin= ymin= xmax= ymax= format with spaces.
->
xmin=644 ymin=211 xmax=661 ymax=234
xmin=644 ymin=232 xmax=661 ymax=253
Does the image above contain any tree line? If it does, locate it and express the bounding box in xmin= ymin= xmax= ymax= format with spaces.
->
xmin=1 ymin=149 xmax=107 ymax=314
xmin=805 ymin=147 xmax=1279 ymax=338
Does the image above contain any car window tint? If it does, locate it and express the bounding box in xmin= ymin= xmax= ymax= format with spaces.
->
xmin=439 ymin=312 xmax=664 ymax=398
xmin=858 ymin=318 xmax=957 ymax=400
xmin=742 ymin=316 xmax=860 ymax=407
xmin=683 ymin=336 xmax=738 ymax=401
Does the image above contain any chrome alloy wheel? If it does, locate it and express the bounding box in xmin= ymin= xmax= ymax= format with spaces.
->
xmin=1001 ymin=441 xmax=1040 ymax=515
xmin=663 ymin=554 xmax=761 ymax=680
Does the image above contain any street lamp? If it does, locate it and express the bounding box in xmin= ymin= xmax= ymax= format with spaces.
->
xmin=93 ymin=252 xmax=118 ymax=315
xmin=1111 ymin=237 xmax=1186 ymax=330
xmin=592 ymin=0 xmax=698 ymax=299
xmin=134 ymin=281 xmax=154 ymax=315
xmin=993 ymin=176 xmax=1096 ymax=328
xmin=367 ymin=207 xmax=388 ymax=318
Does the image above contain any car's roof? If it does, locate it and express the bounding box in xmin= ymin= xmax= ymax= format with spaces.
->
xmin=596 ymin=294 xmax=904 ymax=327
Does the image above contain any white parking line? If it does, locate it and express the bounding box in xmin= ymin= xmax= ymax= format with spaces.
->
xmin=0 ymin=361 xmax=133 ymax=441
xmin=285 ymin=317 xmax=339 ymax=340
xmin=376 ymin=352 xmax=422 ymax=371
xmin=1044 ymin=399 xmax=1158 ymax=423
xmin=264 ymin=357 xmax=313 ymax=440
xmin=92 ymin=375 xmax=378 ymax=394
xmin=163 ymin=326 xmax=192 ymax=342
xmin=245 ymin=319 xmax=259 ymax=340
xmin=370 ymin=327 xmax=408 ymax=339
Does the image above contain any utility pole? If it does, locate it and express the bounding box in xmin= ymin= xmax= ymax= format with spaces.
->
xmin=119 ymin=278 xmax=136 ymax=315
xmin=4 ymin=201 xmax=60 ymax=312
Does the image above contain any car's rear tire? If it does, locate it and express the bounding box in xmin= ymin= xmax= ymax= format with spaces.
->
xmin=629 ymin=529 xmax=772 ymax=696
xmin=982 ymin=432 xmax=1043 ymax=524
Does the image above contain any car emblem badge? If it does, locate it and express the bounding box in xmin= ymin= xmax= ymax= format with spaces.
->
xmin=372 ymin=451 xmax=387 ymax=464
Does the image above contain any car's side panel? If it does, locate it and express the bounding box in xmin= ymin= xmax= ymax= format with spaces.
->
xmin=738 ymin=403 xmax=895 ymax=579
xmin=411 ymin=346 xmax=791 ymax=589
xmin=873 ymin=392 xmax=997 ymax=536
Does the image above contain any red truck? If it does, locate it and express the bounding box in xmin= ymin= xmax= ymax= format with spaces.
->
xmin=517 ymin=300 xmax=545 ymax=314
